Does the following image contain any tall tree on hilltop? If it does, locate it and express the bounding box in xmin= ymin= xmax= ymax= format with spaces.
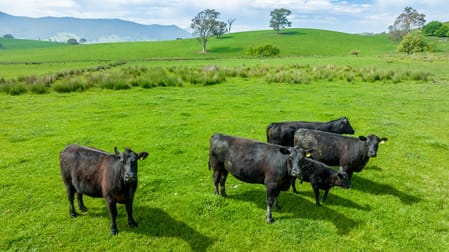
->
xmin=227 ymin=18 xmax=236 ymax=33
xmin=389 ymin=6 xmax=426 ymax=42
xmin=269 ymin=8 xmax=292 ymax=34
xmin=191 ymin=9 xmax=221 ymax=53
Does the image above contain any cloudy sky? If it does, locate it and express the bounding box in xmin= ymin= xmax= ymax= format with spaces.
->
xmin=0 ymin=0 xmax=447 ymax=33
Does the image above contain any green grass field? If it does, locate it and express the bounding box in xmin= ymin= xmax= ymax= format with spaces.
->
xmin=1 ymin=29 xmax=449 ymax=251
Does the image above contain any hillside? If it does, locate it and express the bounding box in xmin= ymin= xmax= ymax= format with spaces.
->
xmin=0 ymin=37 xmax=66 ymax=50
xmin=0 ymin=11 xmax=191 ymax=43
xmin=0 ymin=29 xmax=397 ymax=63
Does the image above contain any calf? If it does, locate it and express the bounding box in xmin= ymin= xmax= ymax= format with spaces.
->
xmin=296 ymin=158 xmax=351 ymax=206
xmin=294 ymin=129 xmax=387 ymax=180
xmin=208 ymin=133 xmax=304 ymax=224
xmin=59 ymin=144 xmax=149 ymax=235
xmin=266 ymin=116 xmax=354 ymax=147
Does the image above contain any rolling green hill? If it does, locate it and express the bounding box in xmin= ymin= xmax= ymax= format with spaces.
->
xmin=0 ymin=37 xmax=66 ymax=50
xmin=0 ymin=29 xmax=396 ymax=63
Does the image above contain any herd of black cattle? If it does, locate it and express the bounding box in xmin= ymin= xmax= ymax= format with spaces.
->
xmin=59 ymin=117 xmax=387 ymax=235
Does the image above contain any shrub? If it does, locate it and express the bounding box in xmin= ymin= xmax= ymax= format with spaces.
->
xmin=30 ymin=83 xmax=49 ymax=94
xmin=397 ymin=33 xmax=429 ymax=54
xmin=53 ymin=78 xmax=90 ymax=93
xmin=0 ymin=82 xmax=28 ymax=95
xmin=247 ymin=44 xmax=280 ymax=57
xmin=98 ymin=73 xmax=129 ymax=90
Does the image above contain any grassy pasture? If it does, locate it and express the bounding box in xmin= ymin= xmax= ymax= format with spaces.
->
xmin=1 ymin=75 xmax=449 ymax=251
xmin=1 ymin=28 xmax=449 ymax=251
xmin=0 ymin=29 xmax=396 ymax=63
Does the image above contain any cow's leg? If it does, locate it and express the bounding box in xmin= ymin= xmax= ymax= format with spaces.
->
xmin=77 ymin=193 xmax=88 ymax=212
xmin=312 ymin=185 xmax=321 ymax=206
xmin=219 ymin=170 xmax=228 ymax=197
xmin=347 ymin=170 xmax=354 ymax=180
xmin=265 ymin=185 xmax=277 ymax=224
xmin=125 ymin=201 xmax=137 ymax=228
xmin=290 ymin=177 xmax=298 ymax=193
xmin=213 ymin=170 xmax=221 ymax=195
xmin=65 ymin=183 xmax=77 ymax=217
xmin=106 ymin=197 xmax=119 ymax=235
xmin=321 ymin=189 xmax=329 ymax=202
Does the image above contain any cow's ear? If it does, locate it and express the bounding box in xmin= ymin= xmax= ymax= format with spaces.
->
xmin=114 ymin=147 xmax=120 ymax=156
xmin=359 ymin=136 xmax=367 ymax=141
xmin=138 ymin=152 xmax=149 ymax=160
xmin=380 ymin=138 xmax=388 ymax=144
xmin=279 ymin=147 xmax=291 ymax=155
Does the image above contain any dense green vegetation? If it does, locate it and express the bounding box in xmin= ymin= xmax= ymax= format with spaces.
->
xmin=1 ymin=28 xmax=449 ymax=251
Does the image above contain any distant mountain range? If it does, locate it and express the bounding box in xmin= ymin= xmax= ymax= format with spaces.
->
xmin=0 ymin=11 xmax=192 ymax=43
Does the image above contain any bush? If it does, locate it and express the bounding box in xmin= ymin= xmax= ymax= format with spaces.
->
xmin=0 ymin=82 xmax=28 ymax=95
xmin=53 ymin=78 xmax=90 ymax=93
xmin=247 ymin=44 xmax=280 ymax=57
xmin=397 ymin=33 xmax=429 ymax=54
xmin=30 ymin=83 xmax=49 ymax=94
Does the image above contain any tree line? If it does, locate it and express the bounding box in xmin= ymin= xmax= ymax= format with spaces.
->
xmin=389 ymin=6 xmax=449 ymax=54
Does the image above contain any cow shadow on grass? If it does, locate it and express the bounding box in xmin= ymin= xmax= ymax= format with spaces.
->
xmin=351 ymin=176 xmax=421 ymax=204
xmin=227 ymin=189 xmax=359 ymax=235
xmin=133 ymin=207 xmax=214 ymax=252
xmin=69 ymin=205 xmax=213 ymax=251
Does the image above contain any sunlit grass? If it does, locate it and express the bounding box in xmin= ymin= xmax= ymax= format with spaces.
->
xmin=1 ymin=77 xmax=448 ymax=250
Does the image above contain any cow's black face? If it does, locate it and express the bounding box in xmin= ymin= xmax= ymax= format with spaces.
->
xmin=364 ymin=135 xmax=388 ymax=157
xmin=281 ymin=146 xmax=305 ymax=177
xmin=116 ymin=148 xmax=149 ymax=184
xmin=335 ymin=171 xmax=351 ymax=188
xmin=339 ymin=117 xmax=355 ymax=134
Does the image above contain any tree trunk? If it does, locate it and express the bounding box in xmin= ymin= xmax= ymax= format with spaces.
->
xmin=202 ymin=38 xmax=207 ymax=53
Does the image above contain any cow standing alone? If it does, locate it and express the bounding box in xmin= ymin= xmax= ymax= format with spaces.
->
xmin=294 ymin=129 xmax=387 ymax=179
xmin=208 ymin=133 xmax=304 ymax=224
xmin=266 ymin=117 xmax=355 ymax=147
xmin=59 ymin=144 xmax=149 ymax=235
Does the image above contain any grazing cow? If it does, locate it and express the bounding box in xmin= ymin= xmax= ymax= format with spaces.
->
xmin=59 ymin=144 xmax=149 ymax=235
xmin=208 ymin=133 xmax=305 ymax=224
xmin=294 ymin=129 xmax=387 ymax=180
xmin=266 ymin=117 xmax=355 ymax=147
xmin=295 ymin=158 xmax=351 ymax=206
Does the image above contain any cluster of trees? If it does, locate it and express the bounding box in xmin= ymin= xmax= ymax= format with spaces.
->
xmin=191 ymin=8 xmax=291 ymax=53
xmin=67 ymin=38 xmax=87 ymax=45
xmin=389 ymin=6 xmax=449 ymax=54
xmin=422 ymin=21 xmax=449 ymax=37
xmin=190 ymin=9 xmax=234 ymax=53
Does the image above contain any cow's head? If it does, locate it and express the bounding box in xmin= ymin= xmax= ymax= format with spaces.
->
xmin=280 ymin=146 xmax=305 ymax=177
xmin=336 ymin=117 xmax=355 ymax=135
xmin=359 ymin=135 xmax=388 ymax=157
xmin=115 ymin=147 xmax=149 ymax=184
xmin=333 ymin=171 xmax=351 ymax=188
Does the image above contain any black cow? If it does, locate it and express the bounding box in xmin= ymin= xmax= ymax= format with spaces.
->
xmin=296 ymin=158 xmax=351 ymax=206
xmin=294 ymin=129 xmax=387 ymax=180
xmin=59 ymin=144 xmax=149 ymax=235
xmin=266 ymin=117 xmax=355 ymax=147
xmin=208 ymin=133 xmax=304 ymax=224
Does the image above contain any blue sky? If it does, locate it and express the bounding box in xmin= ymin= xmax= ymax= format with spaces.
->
xmin=0 ymin=0 xmax=447 ymax=33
